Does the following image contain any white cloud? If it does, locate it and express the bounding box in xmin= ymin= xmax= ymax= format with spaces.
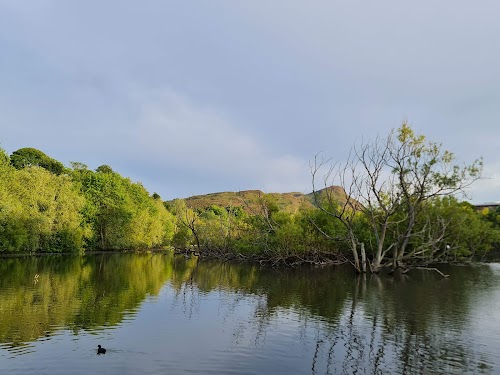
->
xmin=132 ymin=88 xmax=309 ymax=193
xmin=468 ymin=162 xmax=500 ymax=204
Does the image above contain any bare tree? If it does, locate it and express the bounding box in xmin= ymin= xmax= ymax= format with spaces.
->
xmin=311 ymin=154 xmax=364 ymax=272
xmin=312 ymin=122 xmax=482 ymax=272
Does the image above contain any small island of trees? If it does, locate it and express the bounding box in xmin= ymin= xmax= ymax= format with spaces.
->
xmin=1 ymin=123 xmax=499 ymax=274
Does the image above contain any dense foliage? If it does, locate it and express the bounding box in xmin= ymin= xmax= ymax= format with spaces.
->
xmin=0 ymin=136 xmax=498 ymax=268
xmin=167 ymin=193 xmax=500 ymax=267
xmin=10 ymin=147 xmax=65 ymax=175
xmin=311 ymin=123 xmax=490 ymax=272
xmin=0 ymin=147 xmax=173 ymax=253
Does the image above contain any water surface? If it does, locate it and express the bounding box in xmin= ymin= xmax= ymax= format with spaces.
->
xmin=0 ymin=253 xmax=499 ymax=374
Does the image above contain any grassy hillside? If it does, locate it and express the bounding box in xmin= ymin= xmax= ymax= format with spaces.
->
xmin=305 ymin=185 xmax=353 ymax=205
xmin=181 ymin=190 xmax=309 ymax=214
xmin=171 ymin=186 xmax=351 ymax=215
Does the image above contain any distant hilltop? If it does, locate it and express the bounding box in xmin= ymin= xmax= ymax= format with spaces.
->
xmin=173 ymin=188 xmax=496 ymax=214
xmin=169 ymin=186 xmax=351 ymax=214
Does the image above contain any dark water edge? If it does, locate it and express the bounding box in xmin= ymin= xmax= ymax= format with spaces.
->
xmin=0 ymin=253 xmax=499 ymax=374
xmin=0 ymin=248 xmax=168 ymax=257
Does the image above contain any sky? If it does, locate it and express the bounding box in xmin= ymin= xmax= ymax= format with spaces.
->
xmin=0 ymin=0 xmax=499 ymax=203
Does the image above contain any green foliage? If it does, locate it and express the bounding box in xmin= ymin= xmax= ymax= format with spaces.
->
xmin=165 ymin=199 xmax=193 ymax=249
xmin=174 ymin=190 xmax=313 ymax=215
xmin=0 ymin=147 xmax=9 ymax=166
xmin=484 ymin=206 xmax=500 ymax=228
xmin=10 ymin=148 xmax=65 ymax=175
xmin=0 ymin=146 xmax=175 ymax=254
xmin=95 ymin=164 xmax=114 ymax=174
xmin=72 ymin=168 xmax=174 ymax=250
xmin=0 ymin=166 xmax=85 ymax=253
xmin=312 ymin=122 xmax=488 ymax=271
xmin=0 ymin=140 xmax=495 ymax=267
xmin=70 ymin=161 xmax=88 ymax=171
xmin=0 ymin=254 xmax=176 ymax=344
xmin=423 ymin=198 xmax=500 ymax=259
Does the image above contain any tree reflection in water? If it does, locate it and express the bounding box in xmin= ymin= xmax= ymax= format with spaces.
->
xmin=170 ymin=260 xmax=496 ymax=374
xmin=0 ymin=254 xmax=497 ymax=373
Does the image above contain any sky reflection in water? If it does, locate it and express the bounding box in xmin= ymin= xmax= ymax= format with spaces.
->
xmin=0 ymin=253 xmax=499 ymax=374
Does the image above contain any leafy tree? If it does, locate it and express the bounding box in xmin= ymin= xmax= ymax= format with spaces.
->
xmin=0 ymin=146 xmax=9 ymax=166
xmin=10 ymin=148 xmax=65 ymax=175
xmin=168 ymin=199 xmax=199 ymax=250
xmin=0 ymin=166 xmax=86 ymax=253
xmin=96 ymin=164 xmax=114 ymax=174
xmin=70 ymin=161 xmax=88 ymax=171
xmin=0 ymin=148 xmax=174 ymax=253
xmin=72 ymin=167 xmax=174 ymax=250
xmin=363 ymin=196 xmax=500 ymax=264
xmin=312 ymin=122 xmax=483 ymax=272
xmin=484 ymin=206 xmax=500 ymax=228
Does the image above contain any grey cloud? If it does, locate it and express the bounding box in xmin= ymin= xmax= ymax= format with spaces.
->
xmin=0 ymin=0 xmax=498 ymax=202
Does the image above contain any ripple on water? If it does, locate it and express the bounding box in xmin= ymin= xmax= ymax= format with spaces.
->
xmin=3 ymin=258 xmax=500 ymax=374
xmin=0 ymin=342 xmax=35 ymax=358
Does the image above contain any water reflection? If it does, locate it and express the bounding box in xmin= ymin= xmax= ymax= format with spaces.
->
xmin=0 ymin=253 xmax=177 ymax=348
xmin=0 ymin=254 xmax=498 ymax=374
xmin=166 ymin=260 xmax=499 ymax=374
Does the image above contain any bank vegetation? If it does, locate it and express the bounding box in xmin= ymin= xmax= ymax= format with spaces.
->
xmin=1 ymin=124 xmax=499 ymax=273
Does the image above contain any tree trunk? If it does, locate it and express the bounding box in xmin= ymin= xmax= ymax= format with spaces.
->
xmin=360 ymin=242 xmax=367 ymax=273
xmin=371 ymin=222 xmax=387 ymax=273
xmin=371 ymin=244 xmax=384 ymax=273
xmin=100 ymin=222 xmax=105 ymax=250
xmin=351 ymin=238 xmax=361 ymax=273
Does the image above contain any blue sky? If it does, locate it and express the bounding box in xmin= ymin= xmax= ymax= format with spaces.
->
xmin=0 ymin=1 xmax=499 ymax=202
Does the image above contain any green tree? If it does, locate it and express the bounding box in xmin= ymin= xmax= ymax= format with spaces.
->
xmin=0 ymin=166 xmax=85 ymax=253
xmin=95 ymin=164 xmax=114 ymax=174
xmin=0 ymin=146 xmax=9 ymax=166
xmin=72 ymin=167 xmax=174 ymax=250
xmin=312 ymin=122 xmax=483 ymax=272
xmin=168 ymin=199 xmax=199 ymax=250
xmin=10 ymin=148 xmax=65 ymax=175
xmin=417 ymin=198 xmax=500 ymax=261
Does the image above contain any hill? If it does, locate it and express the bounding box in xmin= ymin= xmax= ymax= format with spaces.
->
xmin=169 ymin=186 xmax=352 ymax=215
xmin=181 ymin=190 xmax=310 ymax=214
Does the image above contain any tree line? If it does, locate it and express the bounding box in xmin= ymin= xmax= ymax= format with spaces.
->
xmin=1 ymin=123 xmax=499 ymax=272
xmin=0 ymin=147 xmax=174 ymax=253
xmin=168 ymin=123 xmax=500 ymax=272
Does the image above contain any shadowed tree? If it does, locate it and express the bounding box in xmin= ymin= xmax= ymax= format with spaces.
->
xmin=96 ymin=164 xmax=114 ymax=174
xmin=10 ymin=148 xmax=65 ymax=175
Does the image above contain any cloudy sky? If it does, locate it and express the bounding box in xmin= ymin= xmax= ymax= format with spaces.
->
xmin=0 ymin=1 xmax=499 ymax=202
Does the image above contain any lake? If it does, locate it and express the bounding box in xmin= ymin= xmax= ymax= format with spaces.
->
xmin=0 ymin=253 xmax=499 ymax=374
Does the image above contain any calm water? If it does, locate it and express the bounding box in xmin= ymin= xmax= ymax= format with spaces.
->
xmin=0 ymin=253 xmax=499 ymax=374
